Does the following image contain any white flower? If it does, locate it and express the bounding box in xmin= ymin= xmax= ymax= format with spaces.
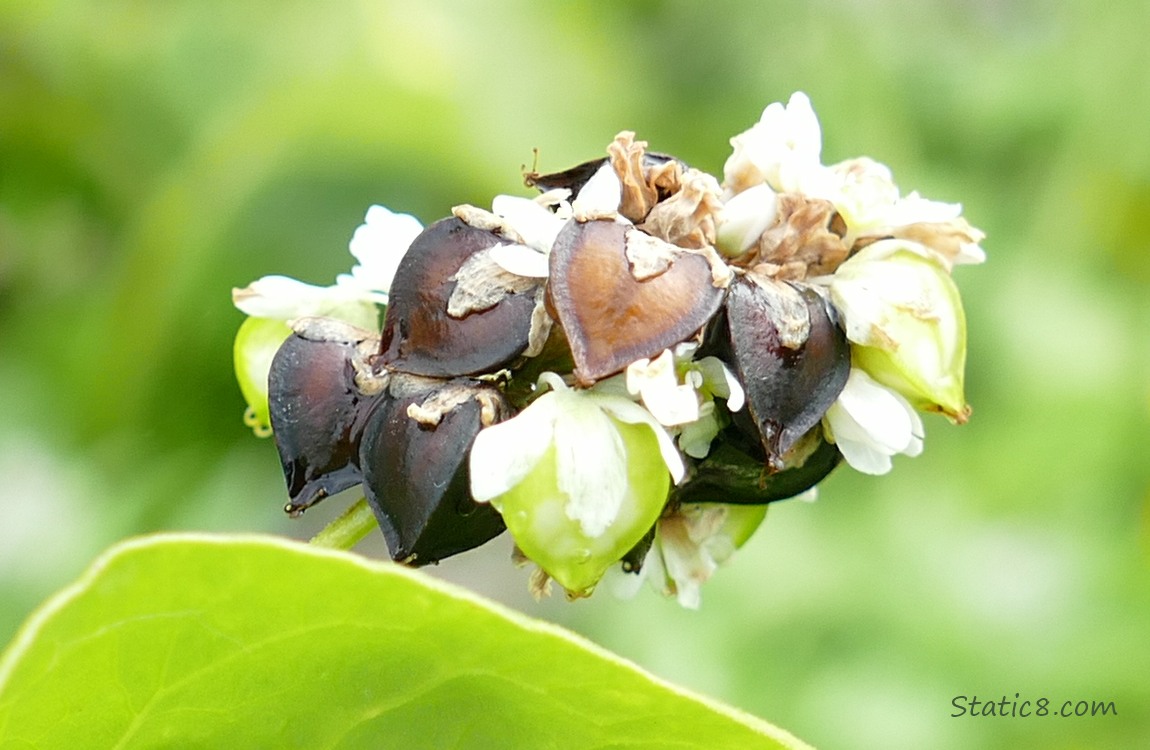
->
xmin=624 ymin=346 xmax=746 ymax=458
xmin=723 ymin=91 xmax=829 ymax=198
xmin=827 ymin=239 xmax=970 ymax=421
xmin=822 ymin=368 xmax=923 ymax=475
xmin=625 ymin=349 xmax=701 ymax=426
xmin=233 ymin=204 xmax=422 ymax=324
xmin=231 ymin=204 xmax=421 ymax=434
xmin=469 ymin=373 xmax=684 ymax=594
xmin=339 ymin=204 xmax=424 ymax=302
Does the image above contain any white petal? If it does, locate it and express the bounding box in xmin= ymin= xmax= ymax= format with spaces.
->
xmin=724 ymin=91 xmax=826 ymax=196
xmin=884 ymin=192 xmax=962 ymax=227
xmin=572 ymin=162 xmax=622 ymax=220
xmin=626 ymin=350 xmax=700 ymax=427
xmin=677 ymin=402 xmax=721 ymax=459
xmin=823 ymin=369 xmax=924 ymax=475
xmin=468 ymin=394 xmax=558 ymax=502
xmin=345 ymin=205 xmax=423 ymax=293
xmin=693 ymin=356 xmax=745 ymax=412
xmin=232 ymin=275 xmax=358 ymax=318
xmin=552 ymin=394 xmax=629 ymax=537
xmin=644 ymin=384 xmax=700 ymax=426
xmin=492 ymin=195 xmax=567 ymax=254
xmin=487 ymin=242 xmax=550 ymax=278
xmin=779 ymin=92 xmax=822 ymax=158
xmin=835 ymin=370 xmax=915 ymax=453
xmin=605 ymin=559 xmax=649 ymax=600
xmin=903 ymin=402 xmax=925 ymax=457
xmin=656 ymin=507 xmax=730 ymax=610
xmin=829 ymin=239 xmax=949 ymax=349
xmin=823 ymin=401 xmax=894 ymax=475
xmin=716 ymin=183 xmax=778 ymax=256
xmin=794 ymin=487 xmax=819 ymax=503
xmin=596 ymin=396 xmax=686 ymax=483
xmin=954 ymin=241 xmax=987 ymax=265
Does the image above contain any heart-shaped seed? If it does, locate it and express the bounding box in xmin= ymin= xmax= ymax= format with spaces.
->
xmin=380 ymin=217 xmax=538 ymax=378
xmin=547 ymin=220 xmax=724 ymax=384
xmin=359 ymin=377 xmax=507 ymax=565
xmin=721 ymin=278 xmax=850 ymax=469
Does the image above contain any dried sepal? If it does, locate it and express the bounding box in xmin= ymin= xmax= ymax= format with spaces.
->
xmin=746 ymin=193 xmax=850 ymax=280
xmin=638 ymin=168 xmax=723 ymax=249
xmin=607 ymin=132 xmax=685 ymax=223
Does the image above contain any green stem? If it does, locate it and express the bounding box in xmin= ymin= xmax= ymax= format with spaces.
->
xmin=309 ymin=497 xmax=377 ymax=550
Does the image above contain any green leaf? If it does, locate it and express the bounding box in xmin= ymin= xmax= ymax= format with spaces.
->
xmin=0 ymin=534 xmax=812 ymax=750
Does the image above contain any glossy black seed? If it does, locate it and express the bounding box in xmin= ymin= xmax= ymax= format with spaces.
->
xmin=672 ymin=426 xmax=841 ymax=506
xmin=268 ymin=331 xmax=381 ymax=515
xmin=524 ymin=157 xmax=608 ymax=194
xmin=524 ymin=152 xmax=684 ymax=196
xmin=359 ymin=378 xmax=507 ymax=565
xmin=716 ymin=278 xmax=850 ymax=470
xmin=379 ymin=217 xmax=537 ymax=378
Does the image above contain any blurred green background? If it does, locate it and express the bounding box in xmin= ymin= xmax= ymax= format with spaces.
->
xmin=2 ymin=1 xmax=1148 ymax=747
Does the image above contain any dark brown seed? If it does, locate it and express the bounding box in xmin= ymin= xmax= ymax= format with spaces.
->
xmin=524 ymin=157 xmax=608 ymax=194
xmin=719 ymin=278 xmax=850 ymax=469
xmin=358 ymin=378 xmax=507 ymax=565
xmin=379 ymin=217 xmax=537 ymax=377
xmin=547 ymin=220 xmax=724 ymax=384
xmin=268 ymin=332 xmax=381 ymax=515
xmin=671 ymin=424 xmax=841 ymax=506
xmin=525 ymin=152 xmax=682 ymax=195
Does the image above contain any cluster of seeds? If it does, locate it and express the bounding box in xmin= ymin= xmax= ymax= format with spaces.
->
xmin=233 ymin=93 xmax=984 ymax=605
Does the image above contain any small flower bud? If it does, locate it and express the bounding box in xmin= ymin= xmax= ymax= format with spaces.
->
xmin=469 ymin=374 xmax=683 ymax=596
xmin=232 ymin=316 xmax=293 ymax=437
xmin=829 ymin=240 xmax=970 ymax=422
